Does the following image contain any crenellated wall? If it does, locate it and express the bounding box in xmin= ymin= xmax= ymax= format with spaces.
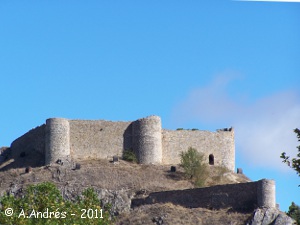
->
xmin=9 ymin=115 xmax=235 ymax=171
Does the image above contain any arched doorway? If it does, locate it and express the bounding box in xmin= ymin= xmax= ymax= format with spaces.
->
xmin=209 ymin=154 xmax=214 ymax=165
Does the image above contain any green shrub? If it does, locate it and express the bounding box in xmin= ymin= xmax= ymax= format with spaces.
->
xmin=176 ymin=128 xmax=183 ymax=130
xmin=0 ymin=182 xmax=112 ymax=225
xmin=123 ymin=149 xmax=138 ymax=163
xmin=287 ymin=202 xmax=300 ymax=224
xmin=180 ymin=147 xmax=208 ymax=187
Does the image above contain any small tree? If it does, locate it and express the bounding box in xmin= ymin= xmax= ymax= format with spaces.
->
xmin=281 ymin=128 xmax=300 ymax=183
xmin=287 ymin=202 xmax=300 ymax=224
xmin=123 ymin=149 xmax=138 ymax=163
xmin=180 ymin=147 xmax=208 ymax=187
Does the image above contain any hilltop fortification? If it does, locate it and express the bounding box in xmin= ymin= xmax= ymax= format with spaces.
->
xmin=3 ymin=118 xmax=283 ymax=222
xmin=10 ymin=115 xmax=235 ymax=171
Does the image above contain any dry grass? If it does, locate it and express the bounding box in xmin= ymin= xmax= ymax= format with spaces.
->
xmin=116 ymin=203 xmax=252 ymax=225
xmin=205 ymin=165 xmax=251 ymax=187
xmin=0 ymin=158 xmax=250 ymax=195
xmin=0 ymin=159 xmax=195 ymax=194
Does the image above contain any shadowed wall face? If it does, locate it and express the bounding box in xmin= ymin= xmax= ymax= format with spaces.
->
xmin=10 ymin=124 xmax=46 ymax=167
xmin=10 ymin=125 xmax=45 ymax=157
xmin=132 ymin=179 xmax=276 ymax=210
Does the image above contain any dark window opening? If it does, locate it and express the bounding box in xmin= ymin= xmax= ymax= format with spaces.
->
xmin=209 ymin=154 xmax=214 ymax=165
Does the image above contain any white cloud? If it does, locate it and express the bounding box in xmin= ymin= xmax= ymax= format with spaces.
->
xmin=172 ymin=72 xmax=242 ymax=125
xmin=172 ymin=75 xmax=300 ymax=171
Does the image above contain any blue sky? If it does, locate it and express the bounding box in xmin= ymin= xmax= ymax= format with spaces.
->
xmin=1 ymin=1 xmax=299 ymax=212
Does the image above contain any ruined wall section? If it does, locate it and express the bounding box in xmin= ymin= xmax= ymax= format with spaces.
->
xmin=132 ymin=179 xmax=276 ymax=210
xmin=69 ymin=120 xmax=132 ymax=161
xmin=162 ymin=129 xmax=235 ymax=171
xmin=132 ymin=116 xmax=162 ymax=164
xmin=10 ymin=124 xmax=46 ymax=162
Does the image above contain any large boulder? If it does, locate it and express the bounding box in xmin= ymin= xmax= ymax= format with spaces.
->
xmin=247 ymin=207 xmax=296 ymax=225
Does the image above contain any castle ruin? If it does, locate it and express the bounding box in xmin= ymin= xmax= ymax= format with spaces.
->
xmin=10 ymin=115 xmax=235 ymax=171
xmin=7 ymin=115 xmax=277 ymax=210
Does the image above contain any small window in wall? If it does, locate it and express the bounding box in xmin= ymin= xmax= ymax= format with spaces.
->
xmin=209 ymin=154 xmax=214 ymax=165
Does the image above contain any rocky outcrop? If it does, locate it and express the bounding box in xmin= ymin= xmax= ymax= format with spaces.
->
xmin=96 ymin=188 xmax=134 ymax=215
xmin=246 ymin=207 xmax=296 ymax=225
xmin=57 ymin=185 xmax=134 ymax=216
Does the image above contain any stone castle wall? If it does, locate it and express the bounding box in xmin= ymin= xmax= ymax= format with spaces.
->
xmin=69 ymin=120 xmax=132 ymax=161
xmin=162 ymin=129 xmax=235 ymax=171
xmin=132 ymin=179 xmax=276 ymax=210
xmin=10 ymin=124 xmax=46 ymax=165
xmin=9 ymin=115 xmax=235 ymax=171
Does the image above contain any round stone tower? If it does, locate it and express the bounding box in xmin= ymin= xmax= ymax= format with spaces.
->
xmin=45 ymin=118 xmax=70 ymax=165
xmin=257 ymin=179 xmax=276 ymax=208
xmin=132 ymin=115 xmax=162 ymax=164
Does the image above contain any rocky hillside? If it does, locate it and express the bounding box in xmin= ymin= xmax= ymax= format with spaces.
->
xmin=0 ymin=148 xmax=296 ymax=225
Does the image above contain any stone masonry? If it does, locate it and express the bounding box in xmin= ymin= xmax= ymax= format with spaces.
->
xmin=132 ymin=179 xmax=276 ymax=210
xmin=10 ymin=115 xmax=235 ymax=171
